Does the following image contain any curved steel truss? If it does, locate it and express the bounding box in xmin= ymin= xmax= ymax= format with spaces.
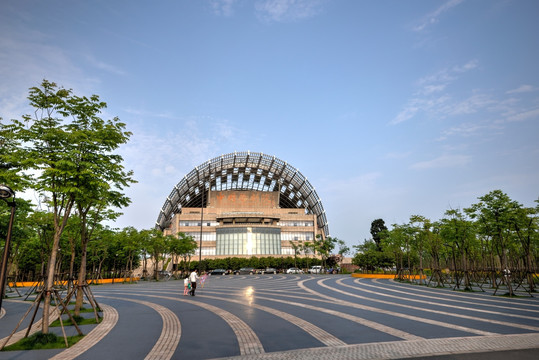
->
xmin=155 ymin=151 xmax=329 ymax=237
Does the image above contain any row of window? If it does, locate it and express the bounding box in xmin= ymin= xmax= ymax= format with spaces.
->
xmin=180 ymin=221 xmax=313 ymax=227
xmin=193 ymin=248 xmax=217 ymax=256
xmin=185 ymin=232 xmax=216 ymax=241
xmin=281 ymin=232 xmax=313 ymax=241
xmin=278 ymin=221 xmax=314 ymax=227
xmin=193 ymin=247 xmax=313 ymax=256
xmin=180 ymin=221 xmax=220 ymax=227
xmin=184 ymin=231 xmax=313 ymax=243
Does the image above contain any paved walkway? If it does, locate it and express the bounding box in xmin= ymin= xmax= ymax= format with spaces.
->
xmin=0 ymin=275 xmax=538 ymax=359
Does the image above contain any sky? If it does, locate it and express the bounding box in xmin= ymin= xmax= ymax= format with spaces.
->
xmin=1 ymin=0 xmax=538 ymax=250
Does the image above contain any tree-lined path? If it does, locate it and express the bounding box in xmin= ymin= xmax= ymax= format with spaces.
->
xmin=1 ymin=275 xmax=538 ymax=359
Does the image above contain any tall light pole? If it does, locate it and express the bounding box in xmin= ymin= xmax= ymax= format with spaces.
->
xmin=0 ymin=184 xmax=16 ymax=312
xmin=199 ymin=181 xmax=204 ymax=265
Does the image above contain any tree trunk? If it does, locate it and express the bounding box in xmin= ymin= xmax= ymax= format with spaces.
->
xmin=42 ymin=231 xmax=62 ymax=334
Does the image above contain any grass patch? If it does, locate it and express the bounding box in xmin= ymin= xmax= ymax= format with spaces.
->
xmin=76 ymin=306 xmax=101 ymax=313
xmin=49 ymin=314 xmax=101 ymax=327
xmin=1 ymin=332 xmax=84 ymax=351
xmin=498 ymin=292 xmax=528 ymax=298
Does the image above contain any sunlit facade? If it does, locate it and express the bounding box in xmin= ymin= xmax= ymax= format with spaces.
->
xmin=156 ymin=152 xmax=329 ymax=259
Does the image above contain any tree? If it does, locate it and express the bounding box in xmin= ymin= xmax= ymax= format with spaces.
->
xmin=370 ymin=219 xmax=387 ymax=251
xmin=383 ymin=224 xmax=413 ymax=280
xmin=64 ymin=91 xmax=135 ymax=314
xmin=3 ymin=80 xmax=135 ymax=332
xmin=313 ymin=235 xmax=338 ymax=271
xmin=440 ymin=209 xmax=477 ymax=290
xmin=336 ymin=239 xmax=350 ymax=270
xmin=118 ymin=227 xmax=142 ymax=282
xmin=7 ymin=80 xmax=80 ymax=333
xmin=512 ymin=203 xmax=538 ymax=292
xmin=169 ymin=232 xmax=197 ymax=276
xmin=144 ymin=229 xmax=169 ymax=280
xmin=466 ymin=190 xmax=522 ymax=295
xmin=353 ymin=239 xmax=393 ymax=272
xmin=290 ymin=241 xmax=302 ymax=268
xmin=409 ymin=215 xmax=430 ymax=284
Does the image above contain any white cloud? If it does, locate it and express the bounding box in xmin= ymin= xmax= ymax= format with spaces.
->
xmin=438 ymin=122 xmax=484 ymax=139
xmin=392 ymin=60 xmax=479 ymax=124
xmin=85 ymin=55 xmax=127 ymax=76
xmin=391 ymin=95 xmax=451 ymax=125
xmin=506 ymin=108 xmax=539 ymax=122
xmin=391 ymin=103 xmax=420 ymax=125
xmin=413 ymin=0 xmax=465 ymax=32
xmin=255 ymin=0 xmax=323 ymax=22
xmin=452 ymin=59 xmax=479 ymax=73
xmin=411 ymin=154 xmax=471 ymax=170
xmin=506 ymin=84 xmax=537 ymax=94
xmin=446 ymin=93 xmax=494 ymax=116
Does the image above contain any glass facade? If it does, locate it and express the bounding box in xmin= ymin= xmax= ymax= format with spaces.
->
xmin=216 ymin=227 xmax=281 ymax=255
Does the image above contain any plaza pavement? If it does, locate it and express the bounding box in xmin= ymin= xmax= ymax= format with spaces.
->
xmin=0 ymin=275 xmax=538 ymax=359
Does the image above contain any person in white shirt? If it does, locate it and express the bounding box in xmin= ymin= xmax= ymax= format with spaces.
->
xmin=189 ymin=269 xmax=199 ymax=296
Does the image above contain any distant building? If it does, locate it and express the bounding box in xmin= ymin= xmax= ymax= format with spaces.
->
xmin=156 ymin=151 xmax=329 ymax=259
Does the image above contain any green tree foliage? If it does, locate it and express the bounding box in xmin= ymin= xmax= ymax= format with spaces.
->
xmin=2 ymin=80 xmax=135 ymax=332
xmin=439 ymin=209 xmax=477 ymax=290
xmin=359 ymin=190 xmax=537 ymax=295
xmin=370 ymin=218 xmax=387 ymax=251
xmin=168 ymin=232 xmax=197 ymax=275
xmin=352 ymin=239 xmax=393 ymax=273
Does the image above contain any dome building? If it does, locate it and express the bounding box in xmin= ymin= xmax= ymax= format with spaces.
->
xmin=156 ymin=151 xmax=329 ymax=259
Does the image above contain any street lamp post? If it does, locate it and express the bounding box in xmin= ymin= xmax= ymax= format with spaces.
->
xmin=199 ymin=181 xmax=204 ymax=265
xmin=0 ymin=184 xmax=16 ymax=312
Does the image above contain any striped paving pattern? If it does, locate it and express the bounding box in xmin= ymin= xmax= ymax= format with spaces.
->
xmin=49 ymin=304 xmax=118 ymax=360
xmin=1 ymin=275 xmax=538 ymax=359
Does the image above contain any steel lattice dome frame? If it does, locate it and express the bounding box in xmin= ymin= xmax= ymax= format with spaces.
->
xmin=156 ymin=151 xmax=329 ymax=237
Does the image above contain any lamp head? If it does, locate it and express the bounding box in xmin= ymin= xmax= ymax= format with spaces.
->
xmin=0 ymin=185 xmax=15 ymax=199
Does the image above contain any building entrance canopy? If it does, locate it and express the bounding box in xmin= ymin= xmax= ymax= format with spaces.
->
xmin=155 ymin=151 xmax=329 ymax=237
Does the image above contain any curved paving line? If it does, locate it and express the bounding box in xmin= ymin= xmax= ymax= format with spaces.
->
xmin=106 ymin=292 xmax=265 ymax=356
xmin=49 ymin=303 xmax=118 ymax=360
xmin=251 ymin=288 xmax=423 ymax=341
xmin=356 ymin=278 xmax=539 ymax=318
xmin=208 ymin=333 xmax=539 ymax=360
xmin=0 ymin=307 xmax=5 ymax=319
xmin=199 ymin=294 xmax=346 ymax=347
xmin=93 ymin=295 xmax=181 ymax=360
xmin=113 ymin=287 xmax=421 ymax=342
xmin=127 ymin=287 xmax=345 ymax=347
xmin=385 ymin=278 xmax=539 ymax=308
xmin=335 ymin=278 xmax=539 ymax=332
xmin=300 ymin=278 xmax=497 ymax=337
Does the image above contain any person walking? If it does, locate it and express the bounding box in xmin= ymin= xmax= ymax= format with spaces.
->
xmin=189 ymin=269 xmax=199 ymax=296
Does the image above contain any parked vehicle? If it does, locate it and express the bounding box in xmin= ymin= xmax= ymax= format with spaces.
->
xmin=209 ymin=269 xmax=227 ymax=276
xmin=308 ymin=265 xmax=323 ymax=274
xmin=259 ymin=267 xmax=277 ymax=274
xmin=286 ymin=267 xmax=303 ymax=274
xmin=158 ymin=270 xmax=172 ymax=279
xmin=234 ymin=267 xmax=255 ymax=275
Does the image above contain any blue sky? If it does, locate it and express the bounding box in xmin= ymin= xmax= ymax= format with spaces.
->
xmin=1 ymin=0 xmax=538 ymax=250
